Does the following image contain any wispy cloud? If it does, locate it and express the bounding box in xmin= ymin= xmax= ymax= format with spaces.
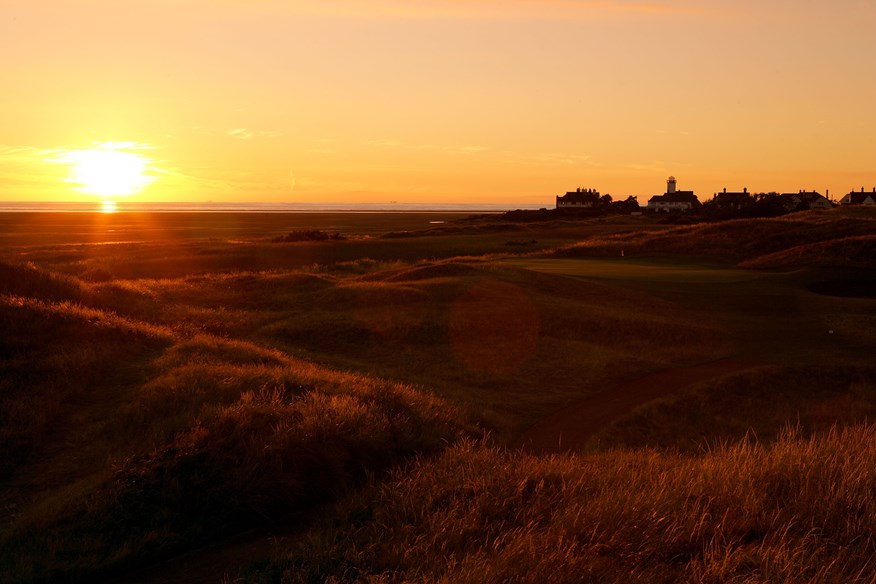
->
xmin=657 ymin=129 xmax=692 ymax=137
xmin=488 ymin=150 xmax=599 ymax=168
xmin=147 ymin=164 xmax=294 ymax=199
xmin=533 ymin=152 xmax=598 ymax=166
xmin=227 ymin=128 xmax=280 ymax=140
xmin=625 ymin=160 xmax=667 ymax=173
xmin=360 ymin=139 xmax=488 ymax=155
xmin=234 ymin=0 xmax=705 ymax=19
xmin=94 ymin=141 xmax=156 ymax=150
xmin=228 ymin=128 xmax=254 ymax=140
xmin=0 ymin=145 xmax=73 ymax=197
xmin=0 ymin=145 xmax=58 ymax=161
xmin=445 ymin=145 xmax=488 ymax=154
xmin=362 ymin=139 xmax=404 ymax=147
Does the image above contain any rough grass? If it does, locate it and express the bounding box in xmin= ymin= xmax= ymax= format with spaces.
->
xmin=244 ymin=425 xmax=876 ymax=583
xmin=0 ymin=262 xmax=86 ymax=302
xmin=551 ymin=209 xmax=876 ymax=265
xmin=0 ymin=300 xmax=475 ymax=583
xmin=741 ymin=235 xmax=876 ymax=269
xmin=2 ymin=210 xmax=874 ymax=583
xmin=0 ymin=295 xmax=172 ymax=478
xmin=593 ymin=366 xmax=876 ymax=452
xmin=251 ymin=260 xmax=732 ymax=435
xmin=1 ymin=339 xmax=474 ymax=582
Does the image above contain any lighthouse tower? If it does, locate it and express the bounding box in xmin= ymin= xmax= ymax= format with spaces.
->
xmin=667 ymin=176 xmax=677 ymax=194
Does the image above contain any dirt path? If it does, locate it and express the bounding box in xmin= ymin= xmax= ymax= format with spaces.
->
xmin=517 ymin=358 xmax=763 ymax=454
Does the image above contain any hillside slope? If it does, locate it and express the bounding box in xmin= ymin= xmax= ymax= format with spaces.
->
xmin=552 ymin=209 xmax=876 ymax=267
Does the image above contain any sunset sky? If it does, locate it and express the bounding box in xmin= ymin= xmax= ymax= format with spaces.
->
xmin=2 ymin=0 xmax=874 ymax=205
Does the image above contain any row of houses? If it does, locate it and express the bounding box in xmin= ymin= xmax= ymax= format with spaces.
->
xmin=841 ymin=187 xmax=876 ymax=206
xmin=709 ymin=186 xmax=876 ymax=210
xmin=710 ymin=188 xmax=833 ymax=211
xmin=556 ymin=177 xmax=876 ymax=212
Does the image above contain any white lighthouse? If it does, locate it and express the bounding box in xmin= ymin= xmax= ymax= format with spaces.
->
xmin=667 ymin=176 xmax=677 ymax=194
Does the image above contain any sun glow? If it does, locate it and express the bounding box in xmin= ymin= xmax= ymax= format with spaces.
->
xmin=60 ymin=143 xmax=154 ymax=198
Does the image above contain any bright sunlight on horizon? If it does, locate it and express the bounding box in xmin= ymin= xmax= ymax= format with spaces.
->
xmin=1 ymin=0 xmax=875 ymax=205
xmin=57 ymin=143 xmax=155 ymax=200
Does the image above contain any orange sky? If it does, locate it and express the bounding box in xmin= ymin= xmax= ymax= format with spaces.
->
xmin=2 ymin=0 xmax=874 ymax=205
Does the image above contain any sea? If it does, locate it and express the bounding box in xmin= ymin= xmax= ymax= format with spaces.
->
xmin=0 ymin=201 xmax=548 ymax=213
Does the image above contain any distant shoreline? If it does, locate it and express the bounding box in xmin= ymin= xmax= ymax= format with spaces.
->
xmin=0 ymin=201 xmax=544 ymax=213
xmin=0 ymin=209 xmax=501 ymax=246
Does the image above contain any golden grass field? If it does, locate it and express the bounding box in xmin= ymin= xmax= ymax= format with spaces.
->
xmin=1 ymin=208 xmax=874 ymax=583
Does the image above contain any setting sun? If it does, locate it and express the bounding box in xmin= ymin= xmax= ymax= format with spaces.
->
xmin=1 ymin=1 xmax=875 ymax=581
xmin=60 ymin=144 xmax=154 ymax=198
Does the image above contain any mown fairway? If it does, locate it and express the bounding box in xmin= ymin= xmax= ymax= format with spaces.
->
xmin=508 ymin=256 xmax=875 ymax=365
xmin=506 ymin=257 xmax=762 ymax=283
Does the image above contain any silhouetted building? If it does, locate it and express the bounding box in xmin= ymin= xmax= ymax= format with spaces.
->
xmin=840 ymin=187 xmax=876 ymax=207
xmin=711 ymin=187 xmax=752 ymax=208
xmin=556 ymin=187 xmax=600 ymax=209
xmin=778 ymin=190 xmax=833 ymax=211
xmin=647 ymin=176 xmax=699 ymax=212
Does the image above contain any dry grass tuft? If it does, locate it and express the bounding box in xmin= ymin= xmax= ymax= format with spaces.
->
xmin=0 ymin=295 xmax=176 ymax=341
xmin=1 ymin=325 xmax=475 ymax=583
xmin=594 ymin=366 xmax=876 ymax=452
xmin=3 ymin=211 xmax=874 ymax=583
xmin=0 ymin=296 xmax=172 ymax=479
xmin=0 ymin=261 xmax=86 ymax=302
xmin=741 ymin=235 xmax=876 ymax=269
xmin=253 ymin=424 xmax=876 ymax=583
xmin=551 ymin=211 xmax=876 ymax=265
xmin=363 ymin=260 xmax=483 ymax=283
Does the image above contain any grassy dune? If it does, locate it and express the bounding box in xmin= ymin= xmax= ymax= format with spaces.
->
xmin=246 ymin=260 xmax=731 ymax=432
xmin=0 ymin=263 xmax=474 ymax=582
xmin=0 ymin=291 xmax=172 ymax=478
xmin=1 ymin=209 xmax=874 ymax=582
xmin=247 ymin=425 xmax=876 ymax=583
xmin=594 ymin=366 xmax=876 ymax=452
xmin=741 ymin=234 xmax=876 ymax=269
xmin=552 ymin=208 xmax=876 ymax=267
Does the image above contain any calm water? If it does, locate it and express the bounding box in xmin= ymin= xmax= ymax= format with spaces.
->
xmin=0 ymin=201 xmax=547 ymax=213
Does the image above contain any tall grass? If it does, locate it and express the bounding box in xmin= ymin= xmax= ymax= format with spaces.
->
xmin=741 ymin=235 xmax=876 ymax=269
xmin=250 ymin=260 xmax=732 ymax=437
xmin=0 ymin=330 xmax=476 ymax=583
xmin=0 ymin=295 xmax=172 ymax=478
xmin=3 ymin=212 xmax=874 ymax=582
xmin=0 ymin=262 xmax=85 ymax=302
xmin=248 ymin=424 xmax=876 ymax=583
xmin=551 ymin=209 xmax=876 ymax=265
xmin=593 ymin=366 xmax=876 ymax=452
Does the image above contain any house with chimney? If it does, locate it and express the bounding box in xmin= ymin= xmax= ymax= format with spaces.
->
xmin=711 ymin=187 xmax=753 ymax=209
xmin=647 ymin=176 xmax=700 ymax=212
xmin=840 ymin=187 xmax=876 ymax=207
xmin=556 ymin=187 xmax=601 ymax=209
xmin=778 ymin=190 xmax=833 ymax=211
